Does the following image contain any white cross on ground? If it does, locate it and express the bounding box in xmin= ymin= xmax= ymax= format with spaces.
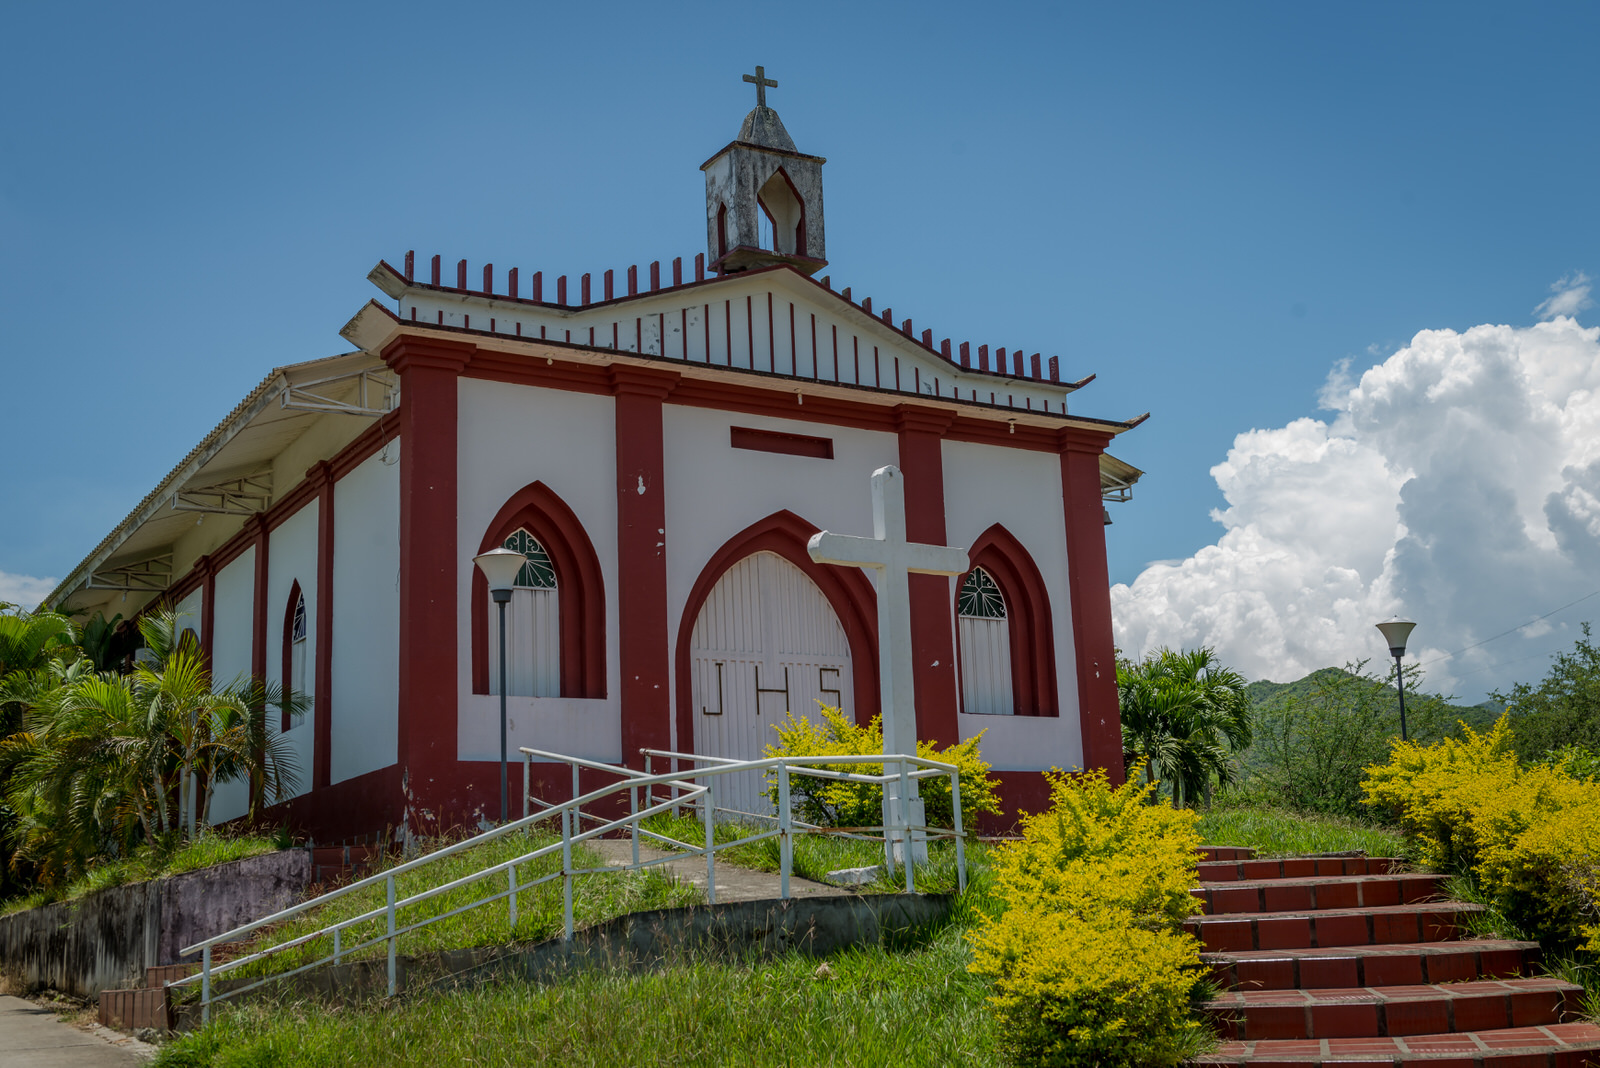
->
xmin=808 ymin=465 xmax=969 ymax=862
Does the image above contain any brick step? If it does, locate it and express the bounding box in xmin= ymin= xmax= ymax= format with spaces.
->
xmin=1195 ymin=874 xmax=1447 ymax=916
xmin=1198 ymin=1021 xmax=1600 ymax=1066
xmin=1204 ymin=846 xmax=1260 ymax=863
xmin=1200 ymin=857 xmax=1406 ymax=883
xmin=1206 ymin=940 xmax=1543 ymax=991
xmin=143 ymin=962 xmax=197 ymax=988
xmin=99 ymin=986 xmax=169 ymax=1031
xmin=1204 ymin=978 xmax=1583 ymax=1041
xmin=1187 ymin=902 xmax=1485 ymax=952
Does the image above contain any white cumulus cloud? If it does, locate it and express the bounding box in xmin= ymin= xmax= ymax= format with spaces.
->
xmin=1112 ymin=296 xmax=1600 ymax=698
xmin=0 ymin=571 xmax=58 ymax=613
xmin=1536 ymin=272 xmax=1593 ymax=321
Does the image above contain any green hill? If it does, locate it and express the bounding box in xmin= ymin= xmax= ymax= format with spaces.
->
xmin=1246 ymin=666 xmax=1499 ymax=731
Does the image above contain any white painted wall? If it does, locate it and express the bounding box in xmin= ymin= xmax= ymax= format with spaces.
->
xmin=207 ymin=548 xmax=256 ymax=824
xmin=663 ymin=406 xmax=900 ymax=752
xmin=331 ymin=449 xmax=400 ymax=784
xmin=941 ymin=440 xmax=1082 ymax=772
xmin=455 ymin=379 xmax=621 ymax=763
xmin=266 ymin=500 xmax=318 ymax=799
xmin=173 ymin=587 xmax=203 ymax=651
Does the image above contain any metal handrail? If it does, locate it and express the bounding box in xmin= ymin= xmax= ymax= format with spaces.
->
xmin=169 ymin=748 xmax=966 ymax=1021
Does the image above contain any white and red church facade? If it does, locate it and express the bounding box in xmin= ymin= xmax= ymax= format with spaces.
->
xmin=47 ymin=86 xmax=1143 ymax=841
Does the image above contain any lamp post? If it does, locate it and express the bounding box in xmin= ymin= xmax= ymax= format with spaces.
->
xmin=1375 ymin=617 xmax=1417 ymax=742
xmin=474 ymin=547 xmax=526 ymax=823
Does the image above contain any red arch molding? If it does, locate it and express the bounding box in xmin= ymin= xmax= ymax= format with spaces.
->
xmin=471 ymin=481 xmax=606 ymax=699
xmin=955 ymin=524 xmax=1060 ymax=718
xmin=674 ymin=510 xmax=879 ymax=755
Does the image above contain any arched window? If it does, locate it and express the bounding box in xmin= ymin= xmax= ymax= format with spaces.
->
xmin=958 ymin=568 xmax=1014 ymax=716
xmin=953 ymin=525 xmax=1060 ymax=718
xmin=488 ymin=529 xmax=561 ymax=697
xmin=281 ymin=582 xmax=309 ymax=731
xmin=471 ymin=480 xmax=606 ymax=699
xmin=756 ymin=169 xmax=805 ymax=255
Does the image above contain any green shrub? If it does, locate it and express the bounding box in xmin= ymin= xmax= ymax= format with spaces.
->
xmin=966 ymin=770 xmax=1209 ymax=1067
xmin=763 ymin=705 xmax=1000 ymax=829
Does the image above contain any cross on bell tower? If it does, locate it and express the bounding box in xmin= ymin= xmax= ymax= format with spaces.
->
xmin=742 ymin=65 xmax=777 ymax=108
xmin=701 ymin=65 xmax=828 ymax=276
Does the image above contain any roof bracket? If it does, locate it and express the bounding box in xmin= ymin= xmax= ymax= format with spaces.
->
xmin=1101 ymin=473 xmax=1135 ymax=504
xmin=87 ymin=553 xmax=174 ymax=593
xmin=172 ymin=472 xmax=273 ymax=516
xmin=280 ymin=368 xmax=398 ymax=417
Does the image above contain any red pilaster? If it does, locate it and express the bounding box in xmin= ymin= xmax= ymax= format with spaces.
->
xmin=384 ymin=336 xmax=475 ymax=825
xmin=1058 ymin=429 xmax=1124 ymax=783
xmin=894 ymin=404 xmax=959 ymax=747
xmin=197 ymin=555 xmax=216 ymax=666
xmin=610 ymin=366 xmax=679 ymax=767
xmin=311 ymin=461 xmax=336 ymax=792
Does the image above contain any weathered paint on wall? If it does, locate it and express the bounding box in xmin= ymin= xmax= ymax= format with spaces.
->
xmin=0 ymin=851 xmax=310 ymax=999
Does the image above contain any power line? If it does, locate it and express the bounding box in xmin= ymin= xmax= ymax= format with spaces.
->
xmin=1417 ymin=589 xmax=1600 ymax=669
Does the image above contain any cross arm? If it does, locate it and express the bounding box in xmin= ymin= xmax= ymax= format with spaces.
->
xmin=903 ymin=544 xmax=970 ymax=577
xmin=808 ymin=531 xmax=889 ymax=569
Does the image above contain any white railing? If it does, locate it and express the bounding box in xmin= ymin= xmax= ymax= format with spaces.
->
xmin=169 ymin=748 xmax=966 ymax=1021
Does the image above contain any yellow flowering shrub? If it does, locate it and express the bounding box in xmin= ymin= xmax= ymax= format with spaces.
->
xmin=989 ymin=769 xmax=1204 ymax=929
xmin=763 ymin=706 xmax=1001 ymax=829
xmin=971 ymin=908 xmax=1206 ymax=1068
xmin=968 ymin=770 xmax=1208 ymax=1066
xmin=1362 ymin=716 xmax=1600 ymax=951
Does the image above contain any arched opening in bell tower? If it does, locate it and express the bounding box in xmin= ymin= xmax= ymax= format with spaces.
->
xmin=756 ymin=169 xmax=806 ymax=256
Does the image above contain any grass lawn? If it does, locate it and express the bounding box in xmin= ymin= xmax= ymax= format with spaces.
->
xmin=217 ymin=828 xmax=702 ymax=981
xmin=1196 ymin=805 xmax=1408 ymax=859
xmin=155 ymin=922 xmax=998 ymax=1068
xmin=1 ymin=832 xmax=284 ymax=916
xmin=155 ymin=804 xmax=1401 ymax=1066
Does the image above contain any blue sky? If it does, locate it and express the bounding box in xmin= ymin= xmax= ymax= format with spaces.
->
xmin=3 ymin=2 xmax=1598 ymax=696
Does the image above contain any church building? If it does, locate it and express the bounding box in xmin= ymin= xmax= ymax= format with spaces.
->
xmin=44 ymin=73 xmax=1144 ymax=840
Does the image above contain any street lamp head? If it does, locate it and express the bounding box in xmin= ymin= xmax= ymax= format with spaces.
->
xmin=473 ymin=548 xmax=525 ymax=601
xmin=1375 ymin=617 xmax=1417 ymax=659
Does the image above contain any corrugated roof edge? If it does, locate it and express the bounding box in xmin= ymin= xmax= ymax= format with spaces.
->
xmin=43 ymin=350 xmax=365 ymax=612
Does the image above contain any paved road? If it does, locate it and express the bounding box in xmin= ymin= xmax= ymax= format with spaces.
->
xmin=0 ymin=997 xmax=149 ymax=1066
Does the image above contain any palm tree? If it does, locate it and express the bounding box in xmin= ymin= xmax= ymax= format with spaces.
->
xmin=1118 ymin=647 xmax=1252 ymax=808
xmin=0 ymin=608 xmax=306 ymax=885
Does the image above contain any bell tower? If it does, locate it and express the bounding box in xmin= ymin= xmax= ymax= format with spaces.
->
xmin=701 ymin=66 xmax=827 ymax=276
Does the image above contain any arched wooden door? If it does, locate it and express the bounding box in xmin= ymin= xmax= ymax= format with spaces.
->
xmin=688 ymin=551 xmax=854 ymax=816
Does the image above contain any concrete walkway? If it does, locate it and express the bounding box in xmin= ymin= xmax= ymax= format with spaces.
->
xmin=586 ymin=838 xmax=843 ymax=901
xmin=0 ymin=997 xmax=149 ymax=1066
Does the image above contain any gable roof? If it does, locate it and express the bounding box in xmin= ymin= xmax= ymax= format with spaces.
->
xmin=360 ymin=257 xmax=1142 ymax=429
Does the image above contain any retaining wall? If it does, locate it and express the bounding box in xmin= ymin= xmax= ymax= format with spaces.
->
xmin=0 ymin=850 xmax=311 ymax=998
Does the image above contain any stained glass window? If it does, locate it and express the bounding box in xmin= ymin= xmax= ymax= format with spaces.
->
xmin=958 ymin=568 xmax=1006 ymax=619
xmin=291 ymin=593 xmax=307 ymax=641
xmin=503 ymin=529 xmax=557 ymax=588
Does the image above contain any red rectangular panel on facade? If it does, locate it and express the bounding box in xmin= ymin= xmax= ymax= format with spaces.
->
xmin=729 ymin=425 xmax=834 ymax=459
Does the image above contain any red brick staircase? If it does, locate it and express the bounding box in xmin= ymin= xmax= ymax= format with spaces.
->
xmin=1193 ymin=846 xmax=1600 ymax=1066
